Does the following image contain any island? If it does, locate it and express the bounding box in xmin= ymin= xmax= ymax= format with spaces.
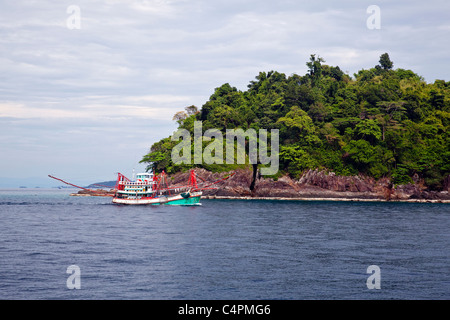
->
xmin=138 ymin=54 xmax=449 ymax=203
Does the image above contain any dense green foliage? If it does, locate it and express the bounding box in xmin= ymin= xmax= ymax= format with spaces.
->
xmin=141 ymin=54 xmax=450 ymax=190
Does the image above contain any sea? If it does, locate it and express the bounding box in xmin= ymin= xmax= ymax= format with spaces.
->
xmin=0 ymin=188 xmax=448 ymax=300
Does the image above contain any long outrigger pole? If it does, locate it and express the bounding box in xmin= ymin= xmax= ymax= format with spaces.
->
xmin=48 ymin=175 xmax=115 ymax=196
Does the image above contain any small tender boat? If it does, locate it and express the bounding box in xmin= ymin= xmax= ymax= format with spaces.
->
xmin=112 ymin=170 xmax=202 ymax=206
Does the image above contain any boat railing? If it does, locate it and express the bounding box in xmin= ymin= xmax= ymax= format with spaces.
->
xmin=118 ymin=181 xmax=156 ymax=186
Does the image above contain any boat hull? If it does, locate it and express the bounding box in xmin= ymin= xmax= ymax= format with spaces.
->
xmin=112 ymin=192 xmax=202 ymax=205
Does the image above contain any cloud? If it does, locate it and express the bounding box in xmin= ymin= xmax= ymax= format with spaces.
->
xmin=0 ymin=93 xmax=196 ymax=121
xmin=0 ymin=0 xmax=449 ymax=185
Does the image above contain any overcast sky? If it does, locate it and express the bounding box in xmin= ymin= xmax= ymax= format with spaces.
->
xmin=1 ymin=0 xmax=449 ymax=187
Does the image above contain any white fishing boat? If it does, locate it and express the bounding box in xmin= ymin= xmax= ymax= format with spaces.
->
xmin=112 ymin=170 xmax=202 ymax=205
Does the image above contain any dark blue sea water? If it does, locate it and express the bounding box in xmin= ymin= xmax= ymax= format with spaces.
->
xmin=0 ymin=188 xmax=448 ymax=300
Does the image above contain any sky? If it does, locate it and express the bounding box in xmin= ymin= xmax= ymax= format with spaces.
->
xmin=0 ymin=0 xmax=449 ymax=187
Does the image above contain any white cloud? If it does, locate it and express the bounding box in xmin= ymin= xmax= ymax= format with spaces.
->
xmin=0 ymin=93 xmax=195 ymax=120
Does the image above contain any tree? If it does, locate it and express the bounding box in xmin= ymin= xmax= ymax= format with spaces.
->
xmin=277 ymin=106 xmax=316 ymax=136
xmin=308 ymin=102 xmax=330 ymax=122
xmin=306 ymin=54 xmax=325 ymax=86
xmin=375 ymin=100 xmax=406 ymax=140
xmin=355 ymin=119 xmax=382 ymax=143
xmin=185 ymin=105 xmax=199 ymax=116
xmin=172 ymin=111 xmax=188 ymax=124
xmin=279 ymin=144 xmax=318 ymax=177
xmin=208 ymin=105 xmax=240 ymax=130
xmin=378 ymin=53 xmax=393 ymax=70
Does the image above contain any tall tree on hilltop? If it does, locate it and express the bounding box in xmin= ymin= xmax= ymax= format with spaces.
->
xmin=306 ymin=54 xmax=325 ymax=86
xmin=378 ymin=52 xmax=393 ymax=70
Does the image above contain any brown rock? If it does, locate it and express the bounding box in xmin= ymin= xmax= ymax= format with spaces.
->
xmin=167 ymin=167 xmax=450 ymax=201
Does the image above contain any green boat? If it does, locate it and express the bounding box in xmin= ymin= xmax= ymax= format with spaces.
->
xmin=112 ymin=170 xmax=203 ymax=205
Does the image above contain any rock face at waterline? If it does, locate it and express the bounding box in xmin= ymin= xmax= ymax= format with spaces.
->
xmin=170 ymin=168 xmax=450 ymax=201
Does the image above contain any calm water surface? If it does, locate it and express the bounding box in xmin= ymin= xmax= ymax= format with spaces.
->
xmin=0 ymin=189 xmax=448 ymax=299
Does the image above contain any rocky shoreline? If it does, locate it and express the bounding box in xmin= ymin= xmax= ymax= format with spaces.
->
xmin=201 ymin=195 xmax=448 ymax=203
xmin=69 ymin=168 xmax=450 ymax=203
xmin=171 ymin=168 xmax=450 ymax=203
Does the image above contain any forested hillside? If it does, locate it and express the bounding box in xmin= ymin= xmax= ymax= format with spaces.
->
xmin=141 ymin=54 xmax=450 ymax=190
